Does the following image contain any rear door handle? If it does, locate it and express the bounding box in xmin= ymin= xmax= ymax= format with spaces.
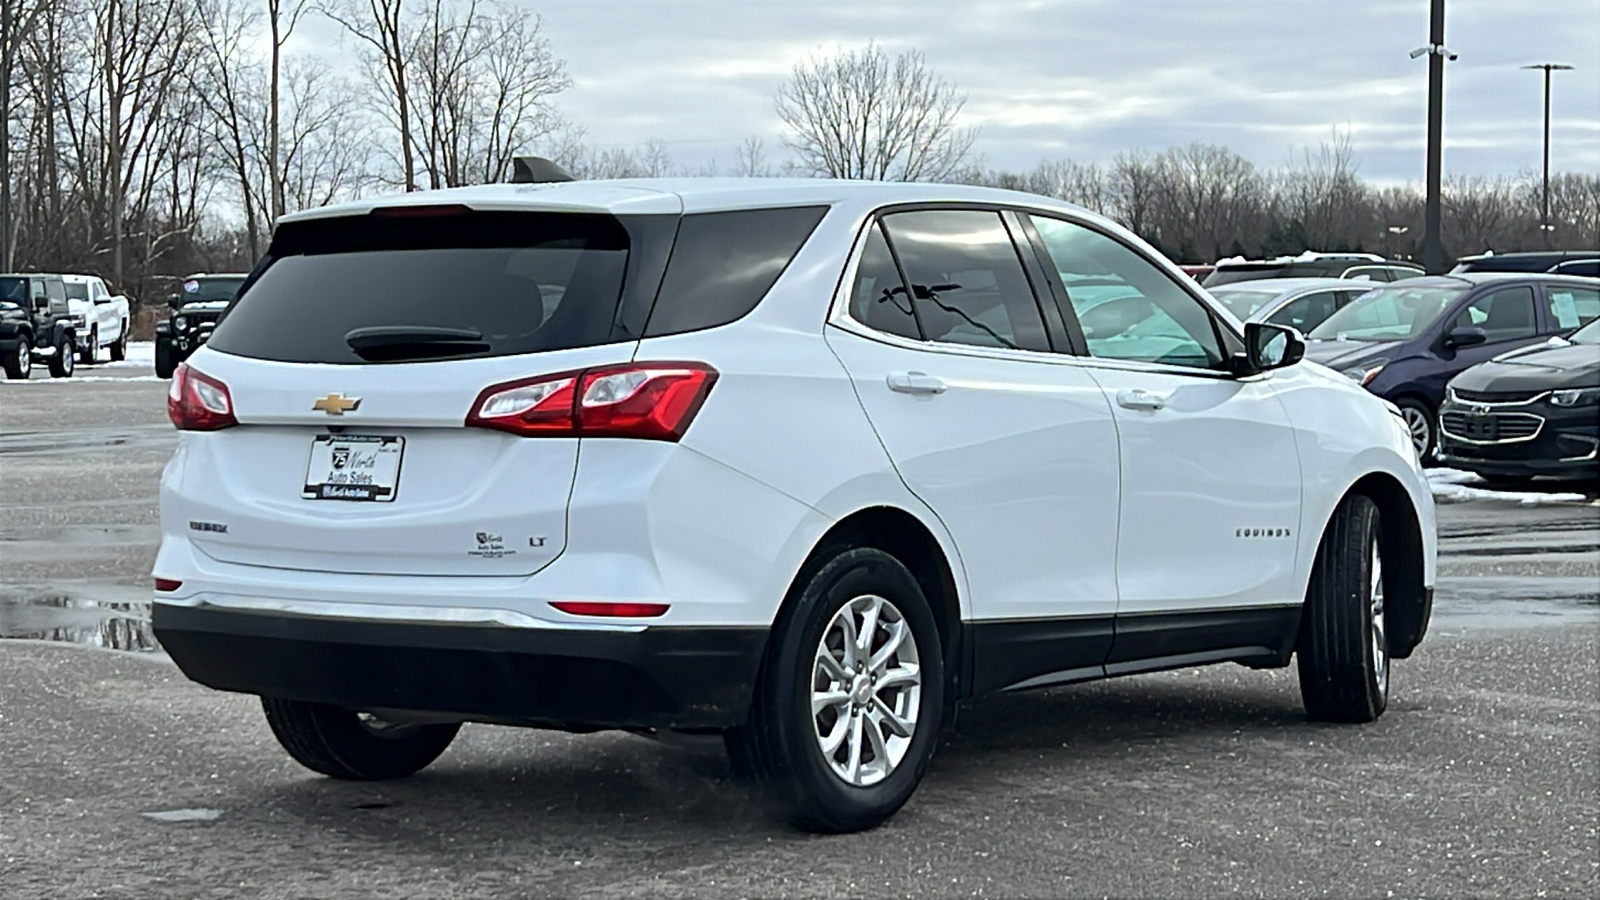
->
xmin=1115 ymin=388 xmax=1167 ymax=411
xmin=887 ymin=371 xmax=947 ymax=395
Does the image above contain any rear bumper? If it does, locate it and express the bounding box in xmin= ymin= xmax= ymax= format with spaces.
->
xmin=153 ymin=602 xmax=767 ymax=731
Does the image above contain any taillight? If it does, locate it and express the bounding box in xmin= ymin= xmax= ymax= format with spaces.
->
xmin=167 ymin=363 xmax=238 ymax=431
xmin=549 ymin=601 xmax=670 ymax=618
xmin=467 ymin=362 xmax=717 ymax=440
xmin=154 ymin=578 xmax=182 ymax=592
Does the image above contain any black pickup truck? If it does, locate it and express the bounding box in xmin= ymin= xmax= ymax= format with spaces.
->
xmin=1 ymin=273 xmax=78 ymax=379
xmin=154 ymin=273 xmax=248 ymax=378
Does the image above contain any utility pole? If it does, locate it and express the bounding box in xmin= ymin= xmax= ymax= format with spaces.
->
xmin=1522 ymin=63 xmax=1574 ymax=248
xmin=1410 ymin=0 xmax=1457 ymax=274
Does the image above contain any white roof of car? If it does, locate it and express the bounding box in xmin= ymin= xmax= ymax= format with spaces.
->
xmin=277 ymin=178 xmax=1092 ymax=223
xmin=1206 ymin=277 xmax=1367 ymax=296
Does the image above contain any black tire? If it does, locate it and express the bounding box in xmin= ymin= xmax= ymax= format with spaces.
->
xmin=153 ymin=338 xmax=176 ymax=379
xmin=47 ymin=336 xmax=74 ymax=378
xmin=726 ymin=547 xmax=944 ymax=833
xmin=261 ymin=697 xmax=460 ymax=780
xmin=2 ymin=336 xmax=28 ymax=379
xmin=1394 ymin=396 xmax=1435 ymax=462
xmin=109 ymin=326 xmax=127 ymax=361
xmin=1297 ymin=494 xmax=1389 ymax=723
xmin=79 ymin=326 xmax=97 ymax=365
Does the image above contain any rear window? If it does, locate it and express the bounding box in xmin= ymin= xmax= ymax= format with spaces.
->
xmin=209 ymin=211 xmax=639 ymax=364
xmin=643 ymin=206 xmax=827 ymax=337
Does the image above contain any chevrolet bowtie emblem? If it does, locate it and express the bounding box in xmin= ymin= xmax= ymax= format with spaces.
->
xmin=312 ymin=393 xmax=361 ymax=415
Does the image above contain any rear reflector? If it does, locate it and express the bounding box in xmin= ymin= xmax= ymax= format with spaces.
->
xmin=154 ymin=578 xmax=182 ymax=592
xmin=549 ymin=601 xmax=670 ymax=618
xmin=468 ymin=362 xmax=717 ymax=440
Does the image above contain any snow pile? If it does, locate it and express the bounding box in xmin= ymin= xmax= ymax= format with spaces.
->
xmin=1426 ymin=467 xmax=1592 ymax=506
xmin=100 ymin=341 xmax=156 ymax=368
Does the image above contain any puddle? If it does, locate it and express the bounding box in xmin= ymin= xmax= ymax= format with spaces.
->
xmin=0 ymin=592 xmax=161 ymax=652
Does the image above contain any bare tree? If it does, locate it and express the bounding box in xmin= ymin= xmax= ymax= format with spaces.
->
xmin=776 ymin=42 xmax=976 ymax=182
xmin=1277 ymin=131 xmax=1373 ymax=251
xmin=267 ymin=0 xmax=312 ymax=219
xmin=324 ymin=0 xmax=417 ymax=190
xmin=733 ymin=135 xmax=774 ymax=177
xmin=194 ymin=0 xmax=265 ymax=257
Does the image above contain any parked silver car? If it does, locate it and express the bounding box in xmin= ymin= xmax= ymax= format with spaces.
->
xmin=1206 ymin=277 xmax=1377 ymax=333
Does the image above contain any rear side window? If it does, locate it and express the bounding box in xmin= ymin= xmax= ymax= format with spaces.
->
xmin=644 ymin=206 xmax=827 ymax=337
xmin=1544 ymin=285 xmax=1600 ymax=330
xmin=209 ymin=211 xmax=636 ymax=364
xmin=1266 ymin=290 xmax=1342 ymax=332
xmin=880 ymin=210 xmax=1049 ymax=352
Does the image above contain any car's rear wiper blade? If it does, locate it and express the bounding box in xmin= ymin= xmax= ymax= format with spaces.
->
xmin=344 ymin=326 xmax=488 ymax=361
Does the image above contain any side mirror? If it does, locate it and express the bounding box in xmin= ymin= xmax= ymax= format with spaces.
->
xmin=1445 ymin=326 xmax=1487 ymax=348
xmin=167 ymin=292 xmax=184 ymax=308
xmin=1237 ymin=322 xmax=1305 ymax=375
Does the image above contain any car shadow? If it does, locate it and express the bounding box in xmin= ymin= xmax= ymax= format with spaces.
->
xmin=229 ymin=672 xmax=1317 ymax=845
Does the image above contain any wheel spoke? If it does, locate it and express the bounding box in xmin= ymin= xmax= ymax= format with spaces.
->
xmin=855 ymin=596 xmax=884 ymax=668
xmin=868 ymin=619 xmax=908 ymax=673
xmin=863 ymin=708 xmax=891 ymax=765
xmin=836 ymin=608 xmax=859 ymax=671
xmin=812 ymin=689 xmax=850 ymax=716
xmin=818 ymin=715 xmax=849 ymax=755
xmin=870 ymin=695 xmax=914 ymax=738
xmin=816 ymin=649 xmax=849 ymax=684
xmin=876 ymin=662 xmax=920 ymax=692
xmin=844 ymin=713 xmax=864 ymax=783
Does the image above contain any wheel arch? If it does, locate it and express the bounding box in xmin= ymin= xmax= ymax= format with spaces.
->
xmin=773 ymin=505 xmax=965 ymax=713
xmin=1328 ymin=471 xmax=1431 ymax=659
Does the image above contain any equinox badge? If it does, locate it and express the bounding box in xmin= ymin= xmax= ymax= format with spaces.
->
xmin=312 ymin=393 xmax=362 ymax=415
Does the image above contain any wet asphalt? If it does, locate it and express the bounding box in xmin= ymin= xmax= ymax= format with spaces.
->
xmin=1 ymin=354 xmax=1596 ymax=898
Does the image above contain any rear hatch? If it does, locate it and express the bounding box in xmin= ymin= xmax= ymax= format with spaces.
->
xmin=171 ymin=206 xmax=674 ymax=577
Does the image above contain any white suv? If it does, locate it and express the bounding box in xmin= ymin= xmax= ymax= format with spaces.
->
xmin=152 ymin=178 xmax=1436 ymax=832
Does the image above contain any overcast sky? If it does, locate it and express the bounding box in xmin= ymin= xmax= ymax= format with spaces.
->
xmin=500 ymin=0 xmax=1597 ymax=184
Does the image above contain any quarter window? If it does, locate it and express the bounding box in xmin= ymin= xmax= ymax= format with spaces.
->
xmin=879 ymin=210 xmax=1049 ymax=352
xmin=1027 ymin=215 xmax=1225 ymax=370
xmin=1453 ymin=286 xmax=1537 ymax=342
xmin=848 ymin=221 xmax=919 ymax=340
xmin=1544 ymin=286 xmax=1600 ymax=330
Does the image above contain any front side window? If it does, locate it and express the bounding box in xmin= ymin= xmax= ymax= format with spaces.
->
xmin=1266 ymin=290 xmax=1343 ymax=333
xmin=1453 ymin=286 xmax=1536 ymax=342
xmin=1544 ymin=285 xmax=1600 ymax=331
xmin=848 ymin=221 xmax=919 ymax=340
xmin=879 ymin=210 xmax=1049 ymax=352
xmin=1307 ymin=284 xmax=1466 ymax=341
xmin=64 ymin=282 xmax=90 ymax=301
xmin=1028 ymin=214 xmax=1225 ymax=369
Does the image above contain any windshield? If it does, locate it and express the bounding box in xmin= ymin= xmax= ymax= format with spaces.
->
xmin=1307 ymin=284 xmax=1466 ymax=341
xmin=1569 ymin=318 xmax=1600 ymax=345
xmin=1208 ymin=288 xmax=1280 ymax=319
xmin=182 ymin=277 xmax=246 ymax=303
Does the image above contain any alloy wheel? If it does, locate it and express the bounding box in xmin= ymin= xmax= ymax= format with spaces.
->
xmin=1401 ymin=406 xmax=1431 ymax=456
xmin=1369 ymin=540 xmax=1388 ymax=697
xmin=811 ymin=594 xmax=922 ymax=787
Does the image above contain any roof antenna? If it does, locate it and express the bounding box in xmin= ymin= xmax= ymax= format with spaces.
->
xmin=509 ymin=156 xmax=575 ymax=184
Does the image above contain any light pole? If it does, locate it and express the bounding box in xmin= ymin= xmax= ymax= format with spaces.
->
xmin=1522 ymin=63 xmax=1574 ymax=247
xmin=1387 ymin=225 xmax=1410 ymax=260
xmin=1411 ymin=0 xmax=1457 ymax=274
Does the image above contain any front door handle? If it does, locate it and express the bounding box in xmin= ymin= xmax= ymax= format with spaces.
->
xmin=887 ymin=371 xmax=947 ymax=395
xmin=1116 ymin=388 xmax=1167 ymax=411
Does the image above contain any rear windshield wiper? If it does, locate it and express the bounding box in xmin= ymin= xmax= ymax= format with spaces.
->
xmin=344 ymin=325 xmax=488 ymax=361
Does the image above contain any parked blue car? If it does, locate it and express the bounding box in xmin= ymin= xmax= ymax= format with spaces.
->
xmin=1302 ymin=273 xmax=1600 ymax=458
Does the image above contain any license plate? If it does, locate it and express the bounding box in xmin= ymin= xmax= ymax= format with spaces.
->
xmin=302 ymin=435 xmax=404 ymax=502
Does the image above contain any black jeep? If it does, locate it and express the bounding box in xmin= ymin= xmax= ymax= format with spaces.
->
xmin=154 ymin=273 xmax=247 ymax=378
xmin=0 ymin=273 xmax=78 ymax=379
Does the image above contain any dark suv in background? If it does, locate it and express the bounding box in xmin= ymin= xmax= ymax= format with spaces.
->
xmin=1203 ymin=253 xmax=1424 ymax=287
xmin=0 ymin=273 xmax=78 ymax=379
xmin=154 ymin=273 xmax=248 ymax=378
xmin=1452 ymin=251 xmax=1600 ymax=278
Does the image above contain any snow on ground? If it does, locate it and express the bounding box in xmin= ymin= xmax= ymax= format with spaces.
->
xmin=100 ymin=341 xmax=156 ymax=368
xmin=1426 ymin=467 xmax=1593 ymax=506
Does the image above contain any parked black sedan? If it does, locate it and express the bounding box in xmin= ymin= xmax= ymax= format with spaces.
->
xmin=1303 ymin=274 xmax=1600 ymax=458
xmin=1437 ymin=318 xmax=1600 ymax=484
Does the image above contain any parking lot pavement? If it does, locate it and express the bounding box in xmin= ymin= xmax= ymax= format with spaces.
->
xmin=3 ymin=370 xmax=1597 ymax=898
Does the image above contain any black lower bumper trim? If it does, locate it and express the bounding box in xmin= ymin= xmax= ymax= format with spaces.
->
xmin=153 ymin=604 xmax=767 ymax=730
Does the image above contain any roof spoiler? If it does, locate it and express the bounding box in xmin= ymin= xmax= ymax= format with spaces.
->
xmin=508 ymin=156 xmax=575 ymax=184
